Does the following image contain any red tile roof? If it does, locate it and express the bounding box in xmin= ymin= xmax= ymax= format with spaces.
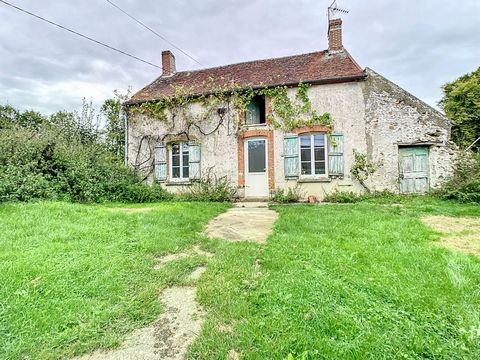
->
xmin=126 ymin=49 xmax=365 ymax=105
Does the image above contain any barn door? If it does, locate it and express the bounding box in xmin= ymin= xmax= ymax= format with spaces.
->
xmin=399 ymin=147 xmax=429 ymax=194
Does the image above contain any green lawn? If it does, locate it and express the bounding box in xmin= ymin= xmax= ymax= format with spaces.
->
xmin=1 ymin=199 xmax=480 ymax=359
xmin=193 ymin=199 xmax=480 ymax=359
xmin=0 ymin=201 xmax=229 ymax=359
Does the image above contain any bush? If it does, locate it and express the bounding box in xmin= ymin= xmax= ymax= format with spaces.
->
xmin=436 ymin=153 xmax=480 ymax=204
xmin=0 ymin=124 xmax=171 ymax=203
xmin=323 ymin=190 xmax=399 ymax=204
xmin=271 ymin=186 xmax=304 ymax=203
xmin=179 ymin=174 xmax=236 ymax=202
xmin=323 ymin=190 xmax=365 ymax=203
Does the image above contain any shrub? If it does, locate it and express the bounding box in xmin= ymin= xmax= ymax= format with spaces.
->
xmin=179 ymin=174 xmax=236 ymax=202
xmin=271 ymin=186 xmax=304 ymax=203
xmin=323 ymin=190 xmax=365 ymax=203
xmin=436 ymin=153 xmax=480 ymax=204
xmin=0 ymin=124 xmax=171 ymax=203
xmin=323 ymin=190 xmax=399 ymax=204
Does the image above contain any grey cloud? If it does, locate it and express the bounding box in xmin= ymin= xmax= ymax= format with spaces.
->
xmin=0 ymin=0 xmax=479 ymax=114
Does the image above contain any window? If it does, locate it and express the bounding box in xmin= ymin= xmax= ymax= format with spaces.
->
xmin=245 ymin=95 xmax=266 ymax=125
xmin=247 ymin=139 xmax=266 ymax=173
xmin=170 ymin=142 xmax=189 ymax=179
xmin=300 ymin=133 xmax=327 ymax=176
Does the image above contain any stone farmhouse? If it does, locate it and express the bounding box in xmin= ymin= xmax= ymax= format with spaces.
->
xmin=125 ymin=17 xmax=456 ymax=200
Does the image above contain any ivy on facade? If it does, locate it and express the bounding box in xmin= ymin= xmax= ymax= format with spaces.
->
xmin=128 ymin=81 xmax=333 ymax=136
xmin=127 ymin=81 xmax=334 ymax=178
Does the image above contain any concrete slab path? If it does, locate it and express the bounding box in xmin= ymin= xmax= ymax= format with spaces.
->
xmin=205 ymin=203 xmax=278 ymax=243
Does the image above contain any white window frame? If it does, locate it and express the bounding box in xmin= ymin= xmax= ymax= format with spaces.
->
xmin=169 ymin=142 xmax=189 ymax=181
xmin=299 ymin=133 xmax=328 ymax=178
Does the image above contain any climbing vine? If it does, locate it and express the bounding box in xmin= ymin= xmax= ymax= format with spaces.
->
xmin=127 ymin=80 xmax=334 ymax=178
xmin=129 ymin=81 xmax=333 ymax=135
xmin=264 ymin=83 xmax=333 ymax=131
xmin=350 ymin=150 xmax=383 ymax=193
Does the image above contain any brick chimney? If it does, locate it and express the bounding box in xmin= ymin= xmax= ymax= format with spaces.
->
xmin=328 ymin=18 xmax=343 ymax=52
xmin=161 ymin=50 xmax=176 ymax=76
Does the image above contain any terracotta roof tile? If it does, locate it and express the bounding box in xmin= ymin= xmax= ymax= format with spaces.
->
xmin=126 ymin=49 xmax=365 ymax=105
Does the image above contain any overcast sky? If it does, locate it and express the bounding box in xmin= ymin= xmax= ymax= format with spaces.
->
xmin=1 ymin=0 xmax=479 ymax=114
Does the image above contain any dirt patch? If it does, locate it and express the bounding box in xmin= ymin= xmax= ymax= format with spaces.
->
xmin=155 ymin=286 xmax=204 ymax=359
xmin=74 ymin=326 xmax=156 ymax=360
xmin=205 ymin=206 xmax=278 ymax=243
xmin=74 ymin=286 xmax=203 ymax=360
xmin=422 ymin=215 xmax=480 ymax=255
xmin=154 ymin=246 xmax=214 ymax=270
xmin=227 ymin=349 xmax=240 ymax=360
xmin=217 ymin=323 xmax=234 ymax=334
xmin=192 ymin=245 xmax=214 ymax=258
xmin=187 ymin=266 xmax=207 ymax=281
xmin=154 ymin=252 xmax=191 ymax=269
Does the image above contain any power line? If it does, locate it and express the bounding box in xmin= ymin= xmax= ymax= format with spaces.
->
xmin=106 ymin=0 xmax=202 ymax=66
xmin=0 ymin=0 xmax=162 ymax=70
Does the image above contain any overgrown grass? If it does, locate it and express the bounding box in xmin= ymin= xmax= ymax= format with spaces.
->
xmin=3 ymin=199 xmax=480 ymax=359
xmin=193 ymin=199 xmax=480 ymax=359
xmin=0 ymin=201 xmax=229 ymax=360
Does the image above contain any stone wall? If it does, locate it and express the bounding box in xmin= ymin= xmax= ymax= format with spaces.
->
xmin=127 ymin=101 xmax=239 ymax=193
xmin=127 ymin=71 xmax=456 ymax=198
xmin=362 ymin=68 xmax=456 ymax=191
xmin=273 ymin=81 xmax=367 ymax=198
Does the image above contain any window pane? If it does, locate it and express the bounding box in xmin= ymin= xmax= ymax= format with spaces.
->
xmin=183 ymin=166 xmax=189 ymax=178
xmin=301 ymin=162 xmax=311 ymax=175
xmin=300 ymin=136 xmax=311 ymax=148
xmin=172 ymin=144 xmax=180 ymax=155
xmin=314 ymin=134 xmax=325 ymax=147
xmin=315 ymin=161 xmax=326 ymax=175
xmin=300 ymin=148 xmax=311 ymax=161
xmin=172 ymin=166 xmax=180 ymax=178
xmin=314 ymin=148 xmax=325 ymax=161
xmin=172 ymin=155 xmax=180 ymax=166
xmin=182 ymin=143 xmax=189 ymax=154
xmin=248 ymin=140 xmax=266 ymax=173
xmin=182 ymin=154 xmax=189 ymax=166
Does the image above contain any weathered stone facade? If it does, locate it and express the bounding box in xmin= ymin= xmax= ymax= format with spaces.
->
xmin=127 ymin=70 xmax=456 ymax=199
xmin=127 ymin=101 xmax=240 ymax=192
xmin=362 ymin=68 xmax=456 ymax=192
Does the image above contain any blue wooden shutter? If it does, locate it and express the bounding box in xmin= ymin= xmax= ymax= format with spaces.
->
xmin=188 ymin=142 xmax=201 ymax=180
xmin=328 ymin=133 xmax=344 ymax=175
xmin=154 ymin=142 xmax=167 ymax=182
xmin=284 ymin=134 xmax=299 ymax=179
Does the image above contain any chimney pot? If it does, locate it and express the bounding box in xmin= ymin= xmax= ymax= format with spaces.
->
xmin=162 ymin=50 xmax=176 ymax=76
xmin=328 ymin=18 xmax=343 ymax=52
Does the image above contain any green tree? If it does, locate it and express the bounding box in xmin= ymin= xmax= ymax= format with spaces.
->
xmin=101 ymin=89 xmax=130 ymax=158
xmin=440 ymin=67 xmax=480 ymax=149
xmin=0 ymin=104 xmax=45 ymax=130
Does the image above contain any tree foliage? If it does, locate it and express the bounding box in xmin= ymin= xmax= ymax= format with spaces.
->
xmin=0 ymin=96 xmax=170 ymax=203
xmin=440 ymin=67 xmax=480 ymax=149
xmin=101 ymin=89 xmax=130 ymax=158
xmin=436 ymin=152 xmax=480 ymax=204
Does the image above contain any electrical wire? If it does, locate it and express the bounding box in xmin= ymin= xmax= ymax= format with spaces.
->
xmin=0 ymin=0 xmax=162 ymax=70
xmin=106 ymin=0 xmax=202 ymax=66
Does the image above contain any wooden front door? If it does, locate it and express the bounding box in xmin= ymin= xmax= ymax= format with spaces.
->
xmin=399 ymin=147 xmax=430 ymax=194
